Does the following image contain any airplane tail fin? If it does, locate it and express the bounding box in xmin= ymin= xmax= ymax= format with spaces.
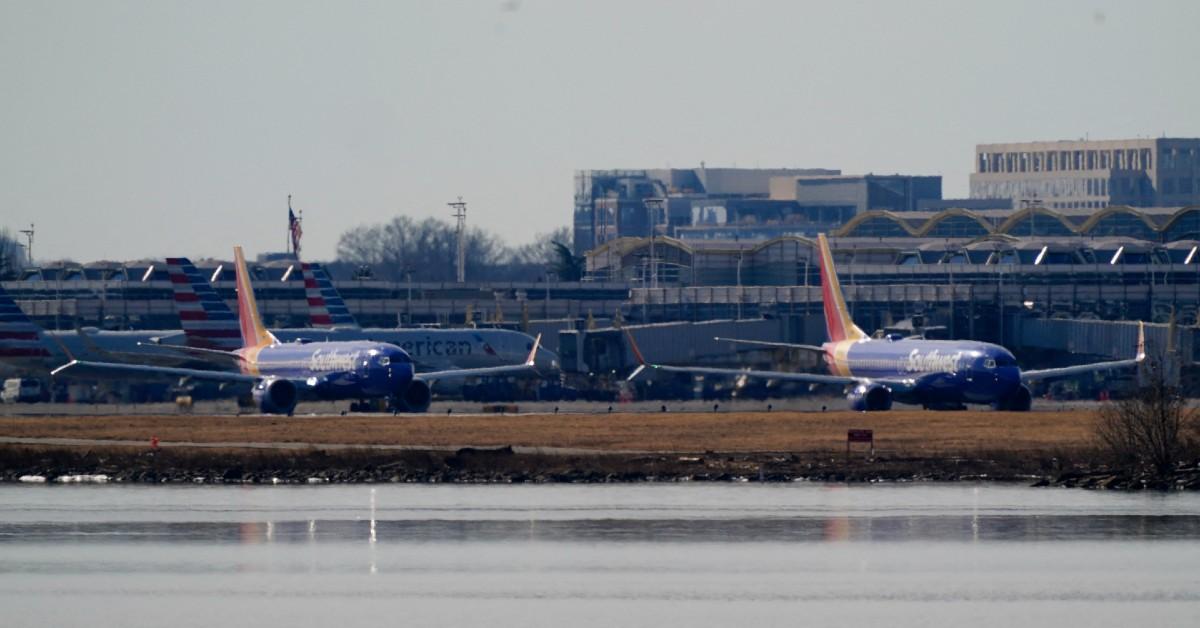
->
xmin=300 ymin=262 xmax=360 ymax=329
xmin=232 ymin=247 xmax=277 ymax=349
xmin=165 ymin=257 xmax=242 ymax=350
xmin=0 ymin=284 xmax=50 ymax=359
xmin=816 ymin=234 xmax=867 ymax=343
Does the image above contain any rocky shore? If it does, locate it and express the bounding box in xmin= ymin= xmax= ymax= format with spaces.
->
xmin=4 ymin=443 xmax=1195 ymax=490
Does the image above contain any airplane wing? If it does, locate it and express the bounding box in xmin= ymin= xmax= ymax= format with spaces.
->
xmin=627 ymin=362 xmax=858 ymax=386
xmin=1021 ymin=321 xmax=1146 ymax=383
xmin=51 ymin=359 xmax=258 ymax=385
xmin=136 ymin=341 xmax=247 ymax=368
xmin=417 ymin=334 xmax=542 ymax=382
xmin=625 ymin=330 xmax=858 ymax=385
xmin=713 ymin=337 xmax=826 ymax=353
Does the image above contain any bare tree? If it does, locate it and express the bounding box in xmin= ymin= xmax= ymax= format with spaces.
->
xmin=335 ymin=218 xmax=570 ymax=282
xmin=1096 ymin=358 xmax=1198 ymax=477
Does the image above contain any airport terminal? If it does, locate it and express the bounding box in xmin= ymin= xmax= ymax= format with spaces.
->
xmin=2 ymin=137 xmax=1199 ymax=406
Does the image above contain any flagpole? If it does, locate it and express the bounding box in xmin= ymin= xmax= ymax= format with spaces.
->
xmin=287 ymin=194 xmax=293 ymax=255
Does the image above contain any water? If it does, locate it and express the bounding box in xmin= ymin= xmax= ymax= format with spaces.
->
xmin=2 ymin=483 xmax=1200 ymax=627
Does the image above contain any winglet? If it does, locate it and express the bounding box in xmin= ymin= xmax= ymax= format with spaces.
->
xmin=1136 ymin=321 xmax=1146 ymax=362
xmin=50 ymin=359 xmax=79 ymax=378
xmin=524 ymin=334 xmax=542 ymax=367
xmin=625 ymin=329 xmax=646 ymax=366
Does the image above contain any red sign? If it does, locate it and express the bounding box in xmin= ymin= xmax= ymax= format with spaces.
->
xmin=847 ymin=429 xmax=873 ymax=443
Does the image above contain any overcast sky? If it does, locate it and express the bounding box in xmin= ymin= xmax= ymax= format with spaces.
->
xmin=2 ymin=0 xmax=1198 ymax=263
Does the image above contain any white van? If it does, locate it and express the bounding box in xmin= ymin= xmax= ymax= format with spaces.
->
xmin=1 ymin=378 xmax=47 ymax=403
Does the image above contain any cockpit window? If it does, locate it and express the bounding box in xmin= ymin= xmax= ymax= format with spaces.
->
xmin=983 ymin=358 xmax=997 ymax=369
xmin=378 ymin=356 xmax=391 ymax=367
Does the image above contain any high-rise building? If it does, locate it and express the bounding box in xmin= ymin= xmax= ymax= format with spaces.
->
xmin=970 ymin=138 xmax=1200 ymax=210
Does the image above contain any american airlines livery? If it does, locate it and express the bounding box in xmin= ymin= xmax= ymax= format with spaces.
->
xmin=0 ymin=284 xmax=204 ymax=376
xmin=628 ymin=233 xmax=1145 ymax=411
xmin=51 ymin=247 xmax=542 ymax=414
xmin=166 ymin=257 xmax=558 ymax=373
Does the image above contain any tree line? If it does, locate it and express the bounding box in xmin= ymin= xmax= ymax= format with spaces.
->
xmin=332 ymin=216 xmax=584 ymax=282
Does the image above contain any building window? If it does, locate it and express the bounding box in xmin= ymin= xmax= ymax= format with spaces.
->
xmin=1180 ymin=178 xmax=1194 ymax=195
xmin=1165 ymin=179 xmax=1176 ymax=194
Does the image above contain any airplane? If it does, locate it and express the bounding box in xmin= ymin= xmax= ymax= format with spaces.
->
xmin=51 ymin=246 xmax=543 ymax=414
xmin=165 ymin=257 xmax=560 ymax=374
xmin=626 ymin=233 xmax=1145 ymax=412
xmin=0 ymin=284 xmax=209 ymax=377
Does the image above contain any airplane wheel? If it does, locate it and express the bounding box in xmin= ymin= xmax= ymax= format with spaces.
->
xmin=994 ymin=385 xmax=1032 ymax=412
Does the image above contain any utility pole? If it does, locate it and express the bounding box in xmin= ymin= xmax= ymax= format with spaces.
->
xmin=643 ymin=198 xmax=664 ymax=290
xmin=19 ymin=223 xmax=34 ymax=264
xmin=449 ymin=198 xmax=467 ymax=283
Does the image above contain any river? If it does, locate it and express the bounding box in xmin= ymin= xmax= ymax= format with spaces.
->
xmin=2 ymin=483 xmax=1199 ymax=627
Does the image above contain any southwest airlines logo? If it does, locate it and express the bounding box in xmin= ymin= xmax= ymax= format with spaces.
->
xmin=904 ymin=349 xmax=964 ymax=373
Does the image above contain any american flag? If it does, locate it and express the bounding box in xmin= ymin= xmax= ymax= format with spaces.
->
xmin=289 ymin=205 xmax=303 ymax=255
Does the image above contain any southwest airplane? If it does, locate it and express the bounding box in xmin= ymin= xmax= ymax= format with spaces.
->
xmin=628 ymin=233 xmax=1145 ymax=411
xmin=165 ymin=257 xmax=559 ymax=374
xmin=51 ymin=247 xmax=541 ymax=414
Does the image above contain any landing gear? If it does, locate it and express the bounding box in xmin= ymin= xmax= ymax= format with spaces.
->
xmin=993 ymin=384 xmax=1033 ymax=412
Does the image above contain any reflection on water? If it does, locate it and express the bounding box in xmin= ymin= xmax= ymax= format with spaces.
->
xmin=2 ymin=484 xmax=1200 ymax=628
xmin=3 ymin=513 xmax=1200 ymax=545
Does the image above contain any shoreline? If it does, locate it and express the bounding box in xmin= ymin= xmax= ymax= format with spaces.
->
xmin=2 ymin=409 xmax=1196 ymax=490
xmin=4 ymin=443 xmax=1198 ymax=491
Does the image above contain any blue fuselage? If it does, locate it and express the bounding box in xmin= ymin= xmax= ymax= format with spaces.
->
xmin=249 ymin=341 xmax=415 ymax=401
xmin=828 ymin=337 xmax=1023 ymax=405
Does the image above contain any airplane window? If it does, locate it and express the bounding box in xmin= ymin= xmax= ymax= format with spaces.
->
xmin=984 ymin=358 xmax=997 ymax=369
xmin=378 ymin=356 xmax=390 ymax=367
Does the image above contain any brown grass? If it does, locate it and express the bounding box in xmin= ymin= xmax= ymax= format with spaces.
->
xmin=0 ymin=409 xmax=1098 ymax=455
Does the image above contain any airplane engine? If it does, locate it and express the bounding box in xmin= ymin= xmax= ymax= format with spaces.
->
xmin=994 ymin=384 xmax=1032 ymax=412
xmin=848 ymin=382 xmax=892 ymax=412
xmin=252 ymin=377 xmax=298 ymax=415
xmin=393 ymin=379 xmax=432 ymax=413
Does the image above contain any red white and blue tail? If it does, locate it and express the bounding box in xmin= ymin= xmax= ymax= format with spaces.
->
xmin=0 ymin=284 xmax=50 ymax=360
xmin=301 ymin=262 xmax=359 ymax=329
xmin=165 ymin=257 xmax=242 ymax=350
xmin=816 ymin=234 xmax=867 ymax=343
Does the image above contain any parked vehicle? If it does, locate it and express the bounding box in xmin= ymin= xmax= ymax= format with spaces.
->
xmin=1 ymin=378 xmax=49 ymax=403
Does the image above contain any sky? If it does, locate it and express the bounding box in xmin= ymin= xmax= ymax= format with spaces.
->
xmin=2 ymin=0 xmax=1198 ymax=263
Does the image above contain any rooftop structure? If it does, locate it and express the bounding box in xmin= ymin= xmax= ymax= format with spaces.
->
xmin=970 ymin=137 xmax=1200 ymax=210
xmin=573 ymin=166 xmax=838 ymax=253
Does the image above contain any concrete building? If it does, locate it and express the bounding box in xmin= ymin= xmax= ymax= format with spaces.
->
xmin=970 ymin=138 xmax=1200 ymax=210
xmin=771 ymin=173 xmax=942 ymax=214
xmin=573 ymin=166 xmax=838 ymax=253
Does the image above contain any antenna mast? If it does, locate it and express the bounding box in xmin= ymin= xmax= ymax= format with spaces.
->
xmin=18 ymin=223 xmax=34 ymax=264
xmin=449 ymin=197 xmax=467 ymax=283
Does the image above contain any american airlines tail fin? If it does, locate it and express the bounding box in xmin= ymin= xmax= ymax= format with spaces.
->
xmin=816 ymin=234 xmax=867 ymax=343
xmin=165 ymin=257 xmax=242 ymax=350
xmin=232 ymin=247 xmax=277 ymax=349
xmin=300 ymin=262 xmax=359 ymax=329
xmin=0 ymin=285 xmax=50 ymax=359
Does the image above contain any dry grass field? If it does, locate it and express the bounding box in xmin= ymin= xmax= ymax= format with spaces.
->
xmin=0 ymin=409 xmax=1100 ymax=455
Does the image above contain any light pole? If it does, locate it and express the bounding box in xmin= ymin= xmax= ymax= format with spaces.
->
xmin=643 ymin=197 xmax=665 ymax=290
